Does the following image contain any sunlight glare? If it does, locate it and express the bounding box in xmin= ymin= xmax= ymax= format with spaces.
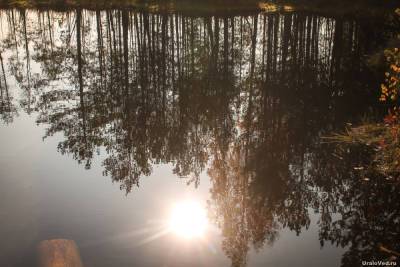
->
xmin=168 ymin=201 xmax=208 ymax=239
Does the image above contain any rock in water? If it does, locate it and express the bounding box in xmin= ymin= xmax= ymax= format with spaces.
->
xmin=37 ymin=239 xmax=83 ymax=267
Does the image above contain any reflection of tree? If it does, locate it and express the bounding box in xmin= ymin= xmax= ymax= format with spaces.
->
xmin=309 ymin=144 xmax=400 ymax=267
xmin=0 ymin=9 xmax=398 ymax=267
xmin=0 ymin=49 xmax=16 ymax=123
xmin=208 ymin=141 xmax=281 ymax=267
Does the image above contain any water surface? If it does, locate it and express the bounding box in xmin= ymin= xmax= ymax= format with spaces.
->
xmin=0 ymin=7 xmax=399 ymax=267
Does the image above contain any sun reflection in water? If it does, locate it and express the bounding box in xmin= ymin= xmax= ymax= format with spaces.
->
xmin=168 ymin=200 xmax=208 ymax=239
xmin=80 ymin=200 xmax=214 ymax=251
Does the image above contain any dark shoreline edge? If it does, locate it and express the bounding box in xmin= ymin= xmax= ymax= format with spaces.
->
xmin=0 ymin=0 xmax=397 ymax=17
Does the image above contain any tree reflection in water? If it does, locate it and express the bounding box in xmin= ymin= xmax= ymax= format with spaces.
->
xmin=0 ymin=8 xmax=398 ymax=267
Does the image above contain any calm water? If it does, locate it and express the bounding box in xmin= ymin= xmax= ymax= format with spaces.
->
xmin=0 ymin=7 xmax=399 ymax=267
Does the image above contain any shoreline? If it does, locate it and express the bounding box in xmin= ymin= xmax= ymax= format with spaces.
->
xmin=0 ymin=0 xmax=396 ymax=17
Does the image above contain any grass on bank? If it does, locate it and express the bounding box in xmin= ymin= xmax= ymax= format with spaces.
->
xmin=326 ymin=123 xmax=400 ymax=177
xmin=327 ymin=32 xmax=400 ymax=179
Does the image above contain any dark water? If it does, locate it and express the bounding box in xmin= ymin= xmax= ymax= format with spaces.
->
xmin=0 ymin=7 xmax=399 ymax=267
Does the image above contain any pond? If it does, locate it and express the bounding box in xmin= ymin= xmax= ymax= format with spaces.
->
xmin=0 ymin=6 xmax=399 ymax=267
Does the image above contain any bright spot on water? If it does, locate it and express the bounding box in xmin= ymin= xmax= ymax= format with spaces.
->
xmin=168 ymin=200 xmax=208 ymax=239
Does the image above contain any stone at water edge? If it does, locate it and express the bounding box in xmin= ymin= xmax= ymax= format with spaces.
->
xmin=37 ymin=239 xmax=83 ymax=267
